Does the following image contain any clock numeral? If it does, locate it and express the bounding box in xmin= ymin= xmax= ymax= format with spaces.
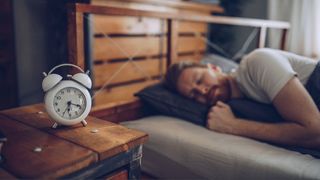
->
xmin=67 ymin=89 xmax=70 ymax=93
xmin=57 ymin=108 xmax=60 ymax=112
xmin=75 ymin=111 xmax=78 ymax=115
xmin=56 ymin=96 xmax=61 ymax=100
xmin=61 ymin=91 xmax=64 ymax=94
xmin=54 ymin=102 xmax=58 ymax=106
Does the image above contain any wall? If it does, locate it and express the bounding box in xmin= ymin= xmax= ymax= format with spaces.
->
xmin=12 ymin=0 xmax=71 ymax=106
xmin=13 ymin=0 xmax=49 ymax=105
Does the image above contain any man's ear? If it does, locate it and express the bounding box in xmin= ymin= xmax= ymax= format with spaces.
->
xmin=207 ymin=64 xmax=222 ymax=73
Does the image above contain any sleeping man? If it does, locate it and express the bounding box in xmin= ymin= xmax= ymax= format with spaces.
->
xmin=164 ymin=48 xmax=320 ymax=150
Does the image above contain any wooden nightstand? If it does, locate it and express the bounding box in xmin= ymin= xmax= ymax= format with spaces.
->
xmin=0 ymin=104 xmax=148 ymax=179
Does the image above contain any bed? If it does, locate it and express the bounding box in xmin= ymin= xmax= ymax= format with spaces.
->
xmin=66 ymin=2 xmax=320 ymax=179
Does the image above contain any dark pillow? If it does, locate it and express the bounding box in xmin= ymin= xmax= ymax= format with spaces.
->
xmin=135 ymin=83 xmax=208 ymax=126
xmin=135 ymin=83 xmax=284 ymax=126
xmin=228 ymin=99 xmax=283 ymax=123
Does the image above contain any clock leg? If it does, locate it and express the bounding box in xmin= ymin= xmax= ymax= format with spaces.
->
xmin=81 ymin=120 xmax=87 ymax=127
xmin=52 ymin=123 xmax=58 ymax=129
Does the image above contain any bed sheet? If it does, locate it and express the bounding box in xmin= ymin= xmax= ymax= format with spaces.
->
xmin=122 ymin=116 xmax=320 ymax=180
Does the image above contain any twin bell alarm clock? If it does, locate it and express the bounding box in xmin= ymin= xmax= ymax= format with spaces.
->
xmin=42 ymin=63 xmax=92 ymax=128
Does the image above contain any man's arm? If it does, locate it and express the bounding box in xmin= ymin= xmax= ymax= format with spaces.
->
xmin=207 ymin=77 xmax=320 ymax=149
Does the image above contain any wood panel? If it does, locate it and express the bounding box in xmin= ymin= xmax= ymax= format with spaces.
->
xmin=91 ymin=1 xmax=179 ymax=14
xmin=68 ymin=3 xmax=291 ymax=77
xmin=0 ymin=104 xmax=148 ymax=178
xmin=93 ymin=36 xmax=165 ymax=61
xmin=177 ymin=53 xmax=204 ymax=62
xmin=93 ymin=79 xmax=159 ymax=106
xmin=90 ymin=0 xmax=224 ymax=14
xmin=178 ymin=36 xmax=206 ymax=53
xmin=72 ymin=4 xmax=289 ymax=29
xmin=67 ymin=9 xmax=85 ymax=69
xmin=178 ymin=21 xmax=207 ymax=33
xmin=48 ymin=117 xmax=147 ymax=160
xmin=98 ymin=106 xmax=145 ymax=123
xmin=0 ymin=105 xmax=148 ymax=161
xmin=0 ymin=103 xmax=44 ymax=116
xmin=0 ymin=115 xmax=96 ymax=179
xmin=92 ymin=16 xmax=207 ymax=35
xmin=94 ymin=58 xmax=166 ymax=87
xmin=90 ymin=99 xmax=144 ymax=122
xmin=93 ymin=35 xmax=205 ymax=61
xmin=93 ymin=15 xmax=165 ymax=35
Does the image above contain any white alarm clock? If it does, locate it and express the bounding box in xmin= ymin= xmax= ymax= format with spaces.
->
xmin=42 ymin=63 xmax=92 ymax=128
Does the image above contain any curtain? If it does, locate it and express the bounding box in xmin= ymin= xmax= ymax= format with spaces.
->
xmin=268 ymin=0 xmax=320 ymax=59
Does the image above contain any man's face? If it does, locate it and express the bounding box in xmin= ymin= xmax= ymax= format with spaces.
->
xmin=177 ymin=65 xmax=231 ymax=105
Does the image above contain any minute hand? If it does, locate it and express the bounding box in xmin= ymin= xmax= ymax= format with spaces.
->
xmin=70 ymin=102 xmax=81 ymax=108
xmin=62 ymin=106 xmax=69 ymax=116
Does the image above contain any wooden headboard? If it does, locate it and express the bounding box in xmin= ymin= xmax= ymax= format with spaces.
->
xmin=67 ymin=3 xmax=290 ymax=122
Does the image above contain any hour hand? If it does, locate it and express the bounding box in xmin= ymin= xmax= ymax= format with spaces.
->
xmin=63 ymin=101 xmax=71 ymax=116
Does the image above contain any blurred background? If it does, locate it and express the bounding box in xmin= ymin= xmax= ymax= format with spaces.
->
xmin=0 ymin=0 xmax=319 ymax=109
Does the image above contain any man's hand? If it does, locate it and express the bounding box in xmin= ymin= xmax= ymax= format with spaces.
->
xmin=207 ymin=101 xmax=237 ymax=134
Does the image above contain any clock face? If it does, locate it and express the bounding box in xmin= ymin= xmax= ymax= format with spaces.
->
xmin=53 ymin=87 xmax=87 ymax=120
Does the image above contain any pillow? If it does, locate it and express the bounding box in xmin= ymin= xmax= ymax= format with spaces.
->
xmin=201 ymin=54 xmax=239 ymax=73
xmin=228 ymin=99 xmax=284 ymax=123
xmin=135 ymin=83 xmax=284 ymax=126
xmin=135 ymin=83 xmax=208 ymax=126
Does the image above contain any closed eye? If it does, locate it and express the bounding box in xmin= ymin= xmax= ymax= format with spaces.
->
xmin=195 ymin=74 xmax=203 ymax=85
xmin=189 ymin=72 xmax=203 ymax=99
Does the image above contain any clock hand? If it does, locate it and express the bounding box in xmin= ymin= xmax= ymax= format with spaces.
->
xmin=68 ymin=106 xmax=72 ymax=119
xmin=70 ymin=102 xmax=81 ymax=108
xmin=63 ymin=101 xmax=72 ymax=116
xmin=62 ymin=106 xmax=69 ymax=116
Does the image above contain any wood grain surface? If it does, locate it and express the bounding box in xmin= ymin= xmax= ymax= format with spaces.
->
xmin=0 ymin=104 xmax=148 ymax=178
xmin=0 ymin=114 xmax=96 ymax=178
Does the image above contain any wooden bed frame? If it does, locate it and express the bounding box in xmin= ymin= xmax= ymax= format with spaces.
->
xmin=67 ymin=3 xmax=290 ymax=123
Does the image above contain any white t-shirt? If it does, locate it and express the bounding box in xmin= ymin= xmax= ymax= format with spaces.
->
xmin=233 ymin=48 xmax=317 ymax=103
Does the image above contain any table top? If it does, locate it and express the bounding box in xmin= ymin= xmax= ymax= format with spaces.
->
xmin=0 ymin=103 xmax=148 ymax=179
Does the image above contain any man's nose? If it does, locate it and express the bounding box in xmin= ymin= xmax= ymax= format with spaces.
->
xmin=195 ymin=85 xmax=209 ymax=95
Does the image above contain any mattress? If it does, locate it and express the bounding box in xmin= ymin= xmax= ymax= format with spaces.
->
xmin=122 ymin=116 xmax=320 ymax=180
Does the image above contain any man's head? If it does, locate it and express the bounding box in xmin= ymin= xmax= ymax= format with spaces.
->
xmin=164 ymin=61 xmax=231 ymax=105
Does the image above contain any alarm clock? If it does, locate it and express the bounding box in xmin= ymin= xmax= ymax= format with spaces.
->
xmin=42 ymin=63 xmax=92 ymax=128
